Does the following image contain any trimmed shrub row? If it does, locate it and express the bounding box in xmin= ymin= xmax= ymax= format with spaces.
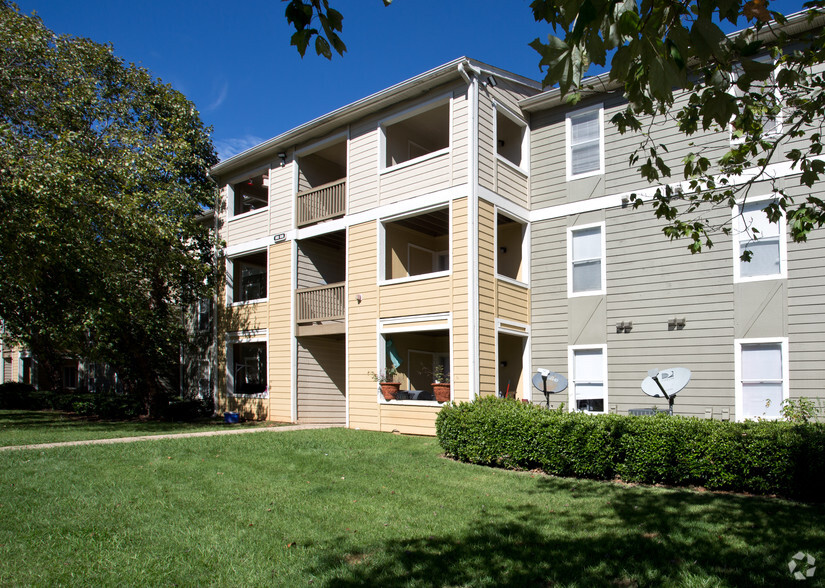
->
xmin=435 ymin=396 xmax=825 ymax=501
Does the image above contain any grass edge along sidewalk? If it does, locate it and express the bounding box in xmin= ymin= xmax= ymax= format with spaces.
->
xmin=0 ymin=421 xmax=337 ymax=451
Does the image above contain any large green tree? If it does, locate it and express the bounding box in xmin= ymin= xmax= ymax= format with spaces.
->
xmin=0 ymin=2 xmax=217 ymax=412
xmin=285 ymin=0 xmax=825 ymax=254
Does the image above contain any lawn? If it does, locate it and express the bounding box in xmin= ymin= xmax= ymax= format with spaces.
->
xmin=0 ymin=410 xmax=277 ymax=447
xmin=1 ymin=427 xmax=823 ymax=587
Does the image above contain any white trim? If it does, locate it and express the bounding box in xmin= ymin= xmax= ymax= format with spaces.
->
xmin=530 ymin=157 xmax=825 ymax=223
xmin=380 ymin=270 xmax=451 ymax=287
xmin=226 ymin=162 xmax=273 ymax=220
xmin=567 ymin=221 xmax=606 ymax=297
xmin=290 ymin=238 xmax=298 ymax=422
xmin=732 ymin=194 xmax=788 ymax=283
xmin=469 ymin=75 xmax=480 ymax=401
xmin=734 ymin=337 xmax=789 ymax=421
xmin=344 ymin=225 xmax=350 ymax=429
xmin=226 ymin=247 xmax=269 ymax=306
xmin=565 ymin=103 xmax=604 ymax=181
xmin=568 ymin=344 xmax=608 ymax=414
xmin=227 ymin=205 xmax=269 ymax=223
xmin=494 ymin=206 xmax=530 ymax=285
xmin=479 ymin=187 xmax=531 ymax=226
xmin=294 ymin=130 xmax=348 ymax=157
xmin=225 ymin=331 xmax=269 ymax=399
xmin=495 ymin=320 xmax=531 ymax=402
xmin=225 ymin=237 xmax=272 ymax=257
xmin=493 ymin=100 xmax=530 ymax=174
xmin=379 ymin=93 xmax=453 ymax=173
xmin=378 ymin=201 xmax=452 ymax=283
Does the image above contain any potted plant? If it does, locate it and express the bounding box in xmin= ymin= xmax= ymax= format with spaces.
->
xmin=369 ymin=367 xmax=399 ymax=401
xmin=432 ymin=365 xmax=451 ymax=403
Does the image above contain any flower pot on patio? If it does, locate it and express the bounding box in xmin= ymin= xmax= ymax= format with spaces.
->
xmin=380 ymin=382 xmax=401 ymax=401
xmin=433 ymin=382 xmax=451 ymax=403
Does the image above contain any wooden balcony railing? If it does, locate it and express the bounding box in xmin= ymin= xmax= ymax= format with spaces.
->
xmin=296 ymin=282 xmax=346 ymax=323
xmin=296 ymin=178 xmax=346 ymax=227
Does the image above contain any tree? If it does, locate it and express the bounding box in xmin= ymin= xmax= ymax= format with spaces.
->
xmin=0 ymin=2 xmax=218 ymax=412
xmin=530 ymin=0 xmax=825 ymax=253
xmin=284 ymin=0 xmax=825 ymax=255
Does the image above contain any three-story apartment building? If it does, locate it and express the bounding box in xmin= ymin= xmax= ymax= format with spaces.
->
xmin=207 ymin=12 xmax=825 ymax=433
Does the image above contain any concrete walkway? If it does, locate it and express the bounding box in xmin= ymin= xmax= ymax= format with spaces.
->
xmin=0 ymin=423 xmax=341 ymax=452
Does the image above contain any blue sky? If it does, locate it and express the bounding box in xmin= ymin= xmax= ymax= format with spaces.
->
xmin=16 ymin=0 xmax=808 ymax=160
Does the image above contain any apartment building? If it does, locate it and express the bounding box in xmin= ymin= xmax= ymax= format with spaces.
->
xmin=209 ymin=15 xmax=825 ymax=433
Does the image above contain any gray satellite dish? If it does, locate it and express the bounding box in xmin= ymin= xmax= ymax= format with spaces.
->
xmin=532 ymin=369 xmax=568 ymax=408
xmin=641 ymin=367 xmax=691 ymax=414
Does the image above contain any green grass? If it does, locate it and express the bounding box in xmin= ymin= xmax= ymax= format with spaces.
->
xmin=1 ymin=428 xmax=823 ymax=587
xmin=0 ymin=410 xmax=277 ymax=447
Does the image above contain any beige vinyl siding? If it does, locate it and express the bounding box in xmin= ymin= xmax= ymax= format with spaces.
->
xmin=347 ymin=221 xmax=381 ymax=430
xmin=269 ymin=156 xmax=294 ymax=234
xmin=379 ymin=154 xmax=453 ymax=204
xmin=478 ymin=200 xmax=496 ymax=396
xmin=377 ymin=404 xmax=441 ymax=435
xmin=605 ymin=204 xmax=736 ymax=418
xmin=379 ymin=276 xmax=452 ymax=319
xmin=296 ymin=335 xmax=346 ymax=424
xmin=226 ymin=208 xmax=269 ymax=244
xmin=451 ymin=86 xmax=470 ymax=183
xmin=496 ymin=279 xmax=529 ymax=324
xmin=451 ymin=197 xmax=470 ymax=402
xmin=495 ymin=161 xmax=528 ymax=208
xmin=477 ymin=91 xmax=495 ymax=192
xmin=267 ymin=242 xmax=293 ymax=421
xmin=228 ymin=302 xmax=269 ymax=332
xmin=348 ymin=120 xmax=379 ymax=215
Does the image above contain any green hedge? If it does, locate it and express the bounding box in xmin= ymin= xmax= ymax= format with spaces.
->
xmin=435 ymin=396 xmax=825 ymax=501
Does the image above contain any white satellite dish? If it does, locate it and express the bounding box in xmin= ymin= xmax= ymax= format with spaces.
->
xmin=532 ymin=369 xmax=568 ymax=408
xmin=641 ymin=367 xmax=691 ymax=398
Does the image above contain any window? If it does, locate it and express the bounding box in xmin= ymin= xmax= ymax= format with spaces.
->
xmin=496 ymin=212 xmax=527 ymax=283
xmin=383 ymin=207 xmax=450 ymax=282
xmin=566 ymin=105 xmax=604 ymax=179
xmin=378 ymin=326 xmax=450 ymax=402
xmin=229 ymin=341 xmax=267 ymax=396
xmin=197 ymin=298 xmax=212 ymax=332
xmin=230 ymin=170 xmax=269 ymax=217
xmin=735 ymin=339 xmax=788 ymax=420
xmin=568 ymin=223 xmax=605 ymax=296
xmin=733 ymin=199 xmax=786 ymax=281
xmin=382 ymin=100 xmax=450 ymax=170
xmin=496 ymin=106 xmax=528 ymax=170
xmin=62 ymin=364 xmax=78 ymax=389
xmin=730 ymin=58 xmax=782 ymax=142
xmin=229 ymin=251 xmax=267 ymax=303
xmin=569 ymin=346 xmax=607 ymax=413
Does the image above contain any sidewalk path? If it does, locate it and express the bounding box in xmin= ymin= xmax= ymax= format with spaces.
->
xmin=0 ymin=423 xmax=341 ymax=452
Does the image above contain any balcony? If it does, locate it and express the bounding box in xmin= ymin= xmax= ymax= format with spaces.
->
xmin=296 ymin=282 xmax=345 ymax=336
xmin=296 ymin=178 xmax=346 ymax=228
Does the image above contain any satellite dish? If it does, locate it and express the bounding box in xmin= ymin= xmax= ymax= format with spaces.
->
xmin=641 ymin=367 xmax=691 ymax=398
xmin=532 ymin=370 xmax=568 ymax=394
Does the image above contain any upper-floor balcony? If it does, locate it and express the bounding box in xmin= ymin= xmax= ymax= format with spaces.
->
xmin=295 ymin=230 xmax=346 ymax=336
xmin=296 ymin=139 xmax=347 ymax=228
xmin=297 ymin=178 xmax=346 ymax=228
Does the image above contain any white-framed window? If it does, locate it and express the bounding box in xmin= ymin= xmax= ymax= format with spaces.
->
xmin=735 ymin=338 xmax=789 ymax=421
xmin=228 ymin=168 xmax=270 ymax=218
xmin=380 ymin=96 xmax=451 ymax=172
xmin=381 ymin=205 xmax=450 ymax=284
xmin=495 ymin=103 xmax=529 ymax=171
xmin=733 ymin=198 xmax=786 ymax=282
xmin=566 ymin=104 xmax=604 ymax=180
xmin=568 ymin=345 xmax=607 ymax=414
xmin=730 ymin=57 xmax=783 ymax=144
xmin=377 ymin=314 xmax=452 ymax=404
xmin=197 ymin=298 xmax=212 ymax=332
xmin=227 ymin=250 xmax=268 ymax=304
xmin=567 ymin=222 xmax=605 ymax=296
xmin=226 ymin=335 xmax=268 ymax=398
xmin=496 ymin=210 xmax=528 ymax=284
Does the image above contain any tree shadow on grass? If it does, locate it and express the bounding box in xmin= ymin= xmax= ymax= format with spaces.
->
xmin=312 ymin=475 xmax=825 ymax=587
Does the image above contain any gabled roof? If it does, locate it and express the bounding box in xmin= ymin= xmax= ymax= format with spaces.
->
xmin=210 ymin=58 xmax=541 ymax=179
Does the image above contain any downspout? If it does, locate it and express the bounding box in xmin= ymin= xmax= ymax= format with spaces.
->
xmin=211 ymin=175 xmax=221 ymax=416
